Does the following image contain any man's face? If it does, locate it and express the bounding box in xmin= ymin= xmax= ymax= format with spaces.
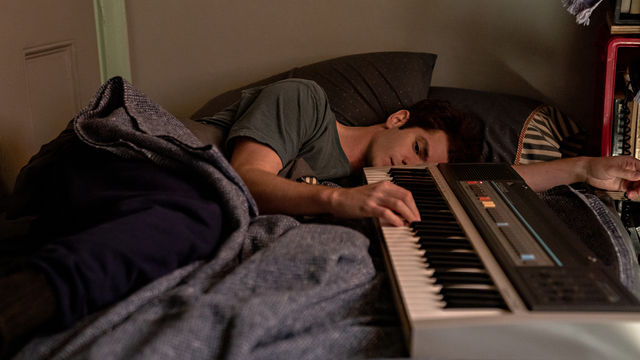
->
xmin=366 ymin=126 xmax=449 ymax=167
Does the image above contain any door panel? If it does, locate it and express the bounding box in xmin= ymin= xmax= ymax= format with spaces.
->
xmin=25 ymin=42 xmax=81 ymax=150
xmin=0 ymin=0 xmax=100 ymax=199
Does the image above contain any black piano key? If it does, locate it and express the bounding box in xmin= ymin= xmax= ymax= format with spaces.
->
xmin=427 ymin=262 xmax=483 ymax=269
xmin=413 ymin=225 xmax=461 ymax=232
xmin=423 ymin=250 xmax=479 ymax=258
xmin=427 ymin=260 xmax=485 ymax=270
xmin=415 ymin=205 xmax=448 ymax=211
xmin=425 ymin=255 xmax=483 ymax=265
xmin=418 ymin=235 xmax=469 ymax=243
xmin=417 ymin=207 xmax=451 ymax=213
xmin=416 ymin=211 xmax=452 ymax=216
xmin=398 ymin=184 xmax=439 ymax=190
xmin=416 ymin=203 xmax=450 ymax=208
xmin=440 ymin=288 xmax=503 ymax=299
xmin=416 ymin=205 xmax=451 ymax=212
xmin=416 ymin=229 xmax=463 ymax=237
xmin=415 ymin=212 xmax=457 ymax=220
xmin=430 ymin=255 xmax=477 ymax=264
xmin=393 ymin=179 xmax=437 ymax=185
xmin=439 ymin=287 xmax=507 ymax=308
xmin=411 ymin=194 xmax=443 ymax=199
xmin=414 ymin=201 xmax=448 ymax=207
xmin=426 ymin=253 xmax=480 ymax=260
xmin=411 ymin=221 xmax=459 ymax=229
xmin=405 ymin=190 xmax=440 ymax=195
xmin=405 ymin=192 xmax=442 ymax=198
xmin=413 ymin=195 xmax=444 ymax=201
xmin=412 ymin=225 xmax=463 ymax=233
xmin=393 ymin=178 xmax=432 ymax=183
xmin=443 ymin=298 xmax=508 ymax=309
xmin=388 ymin=169 xmax=430 ymax=175
xmin=433 ymin=271 xmax=494 ymax=285
xmin=392 ymin=179 xmax=434 ymax=185
xmin=393 ymin=175 xmax=435 ymax=179
xmin=418 ymin=241 xmax=474 ymax=251
xmin=412 ymin=217 xmax=459 ymax=223
xmin=413 ymin=198 xmax=446 ymax=205
xmin=393 ymin=184 xmax=436 ymax=189
xmin=414 ymin=228 xmax=466 ymax=236
xmin=413 ymin=197 xmax=448 ymax=204
xmin=392 ymin=182 xmax=437 ymax=188
xmin=417 ymin=236 xmax=470 ymax=245
xmin=416 ymin=234 xmax=468 ymax=241
xmin=420 ymin=232 xmax=468 ymax=239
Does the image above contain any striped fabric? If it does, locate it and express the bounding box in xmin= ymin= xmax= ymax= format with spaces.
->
xmin=515 ymin=105 xmax=585 ymax=165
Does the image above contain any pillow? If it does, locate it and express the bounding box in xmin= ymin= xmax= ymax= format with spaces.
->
xmin=191 ymin=51 xmax=437 ymax=127
xmin=191 ymin=52 xmax=583 ymax=166
xmin=515 ymin=105 xmax=586 ymax=165
xmin=289 ymin=52 xmax=437 ymax=126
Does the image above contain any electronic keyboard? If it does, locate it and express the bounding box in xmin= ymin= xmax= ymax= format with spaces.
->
xmin=364 ymin=163 xmax=640 ymax=360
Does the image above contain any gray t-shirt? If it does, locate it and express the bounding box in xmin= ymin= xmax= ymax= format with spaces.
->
xmin=196 ymin=79 xmax=351 ymax=181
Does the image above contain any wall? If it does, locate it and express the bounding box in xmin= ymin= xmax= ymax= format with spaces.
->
xmin=126 ymin=0 xmax=604 ymax=148
xmin=0 ymin=0 xmax=100 ymax=200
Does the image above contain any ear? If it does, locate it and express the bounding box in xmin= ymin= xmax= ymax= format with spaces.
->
xmin=384 ymin=110 xmax=410 ymax=129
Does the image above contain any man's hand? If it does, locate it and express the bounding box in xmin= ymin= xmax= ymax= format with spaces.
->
xmin=584 ymin=156 xmax=640 ymax=199
xmin=328 ymin=182 xmax=420 ymax=227
xmin=514 ymin=156 xmax=640 ymax=199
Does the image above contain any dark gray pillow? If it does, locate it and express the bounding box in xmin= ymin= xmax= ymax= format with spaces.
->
xmin=191 ymin=51 xmax=437 ymax=127
xmin=289 ymin=52 xmax=437 ymax=126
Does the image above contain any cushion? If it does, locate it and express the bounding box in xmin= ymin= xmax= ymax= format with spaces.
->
xmin=191 ymin=51 xmax=437 ymax=127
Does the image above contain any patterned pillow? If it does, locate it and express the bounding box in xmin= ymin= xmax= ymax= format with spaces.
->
xmin=516 ymin=105 xmax=585 ymax=164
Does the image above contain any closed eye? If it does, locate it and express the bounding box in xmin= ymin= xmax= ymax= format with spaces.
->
xmin=415 ymin=137 xmax=429 ymax=161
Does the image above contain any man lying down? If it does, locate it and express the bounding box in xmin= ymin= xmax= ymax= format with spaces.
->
xmin=1 ymin=77 xmax=640 ymax=358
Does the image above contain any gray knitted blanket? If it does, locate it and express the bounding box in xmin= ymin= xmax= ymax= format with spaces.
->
xmin=14 ymin=77 xmax=404 ymax=359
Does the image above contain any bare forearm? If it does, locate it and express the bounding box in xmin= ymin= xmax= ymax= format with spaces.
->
xmin=512 ymin=157 xmax=589 ymax=192
xmin=235 ymin=167 xmax=337 ymax=216
xmin=235 ymin=167 xmax=420 ymax=225
xmin=229 ymin=138 xmax=421 ymax=225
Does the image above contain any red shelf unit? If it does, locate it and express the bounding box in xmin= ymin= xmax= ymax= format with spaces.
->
xmin=601 ymin=36 xmax=640 ymax=156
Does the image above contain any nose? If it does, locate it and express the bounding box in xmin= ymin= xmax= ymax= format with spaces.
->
xmin=402 ymin=153 xmax=422 ymax=165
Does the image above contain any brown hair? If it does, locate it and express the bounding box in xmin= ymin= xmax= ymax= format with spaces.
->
xmin=401 ymin=99 xmax=484 ymax=163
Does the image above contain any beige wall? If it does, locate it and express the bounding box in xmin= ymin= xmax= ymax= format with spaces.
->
xmin=0 ymin=0 xmax=100 ymax=199
xmin=126 ymin=0 xmax=603 ymax=142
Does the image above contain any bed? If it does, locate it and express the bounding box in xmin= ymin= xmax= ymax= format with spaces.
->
xmin=3 ymin=51 xmax=640 ymax=359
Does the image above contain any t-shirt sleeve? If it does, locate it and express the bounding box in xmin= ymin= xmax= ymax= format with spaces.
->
xmin=516 ymin=105 xmax=585 ymax=165
xmin=225 ymin=79 xmax=330 ymax=169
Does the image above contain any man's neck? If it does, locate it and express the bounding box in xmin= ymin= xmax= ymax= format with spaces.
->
xmin=335 ymin=121 xmax=384 ymax=171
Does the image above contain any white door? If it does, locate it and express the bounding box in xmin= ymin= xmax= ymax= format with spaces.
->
xmin=0 ymin=0 xmax=101 ymax=200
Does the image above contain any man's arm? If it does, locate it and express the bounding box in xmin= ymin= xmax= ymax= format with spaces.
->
xmin=230 ymin=137 xmax=421 ymax=226
xmin=513 ymin=156 xmax=640 ymax=198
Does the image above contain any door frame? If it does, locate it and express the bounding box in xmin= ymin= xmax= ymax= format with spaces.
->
xmin=93 ymin=0 xmax=132 ymax=82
